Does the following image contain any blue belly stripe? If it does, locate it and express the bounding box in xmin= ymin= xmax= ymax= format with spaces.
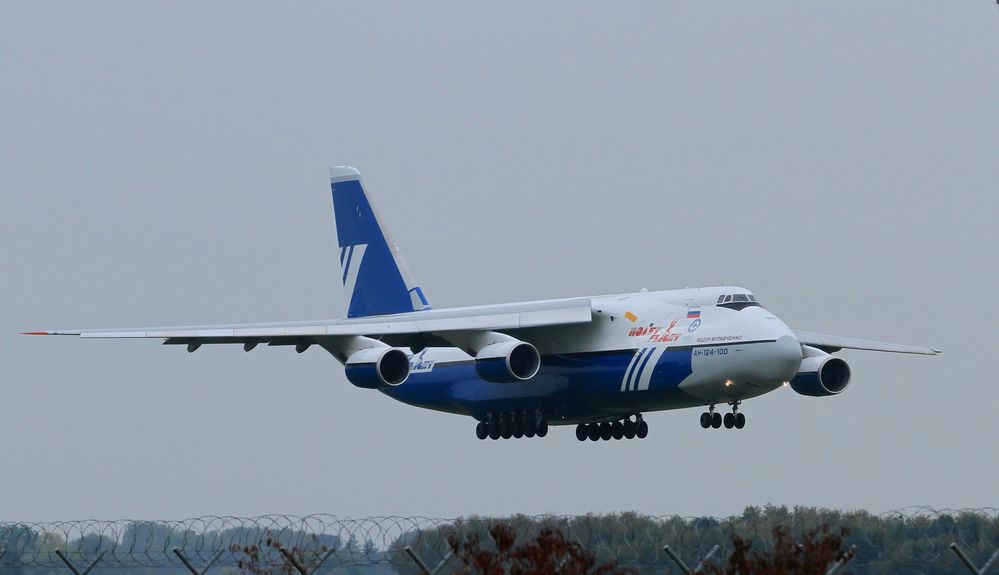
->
xmin=623 ymin=347 xmax=647 ymax=391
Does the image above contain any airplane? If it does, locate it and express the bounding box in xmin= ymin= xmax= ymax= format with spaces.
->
xmin=25 ymin=166 xmax=940 ymax=442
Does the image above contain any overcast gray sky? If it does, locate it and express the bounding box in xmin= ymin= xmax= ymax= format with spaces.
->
xmin=2 ymin=1 xmax=998 ymax=522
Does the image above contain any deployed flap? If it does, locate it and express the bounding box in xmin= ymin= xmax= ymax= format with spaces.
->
xmin=794 ymin=330 xmax=940 ymax=355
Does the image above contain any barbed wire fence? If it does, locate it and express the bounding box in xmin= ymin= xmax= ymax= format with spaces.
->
xmin=2 ymin=507 xmax=998 ymax=573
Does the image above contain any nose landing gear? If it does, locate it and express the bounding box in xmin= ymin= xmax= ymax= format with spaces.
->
xmin=699 ymin=404 xmax=722 ymax=429
xmin=701 ymin=402 xmax=745 ymax=430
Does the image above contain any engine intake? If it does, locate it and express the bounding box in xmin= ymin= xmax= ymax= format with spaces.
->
xmin=475 ymin=341 xmax=541 ymax=383
xmin=789 ymin=353 xmax=851 ymax=397
xmin=344 ymin=347 xmax=410 ymax=389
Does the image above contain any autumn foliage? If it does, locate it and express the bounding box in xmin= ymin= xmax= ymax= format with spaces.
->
xmin=704 ymin=525 xmax=855 ymax=575
xmin=446 ymin=523 xmax=636 ymax=575
xmin=443 ymin=522 xmax=854 ymax=575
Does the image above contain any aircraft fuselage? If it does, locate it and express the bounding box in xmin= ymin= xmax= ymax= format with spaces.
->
xmin=383 ymin=286 xmax=802 ymax=425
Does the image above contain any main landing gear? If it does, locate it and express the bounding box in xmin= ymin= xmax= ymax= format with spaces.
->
xmin=574 ymin=414 xmax=648 ymax=442
xmin=475 ymin=411 xmax=549 ymax=440
xmin=699 ymin=402 xmax=745 ymax=430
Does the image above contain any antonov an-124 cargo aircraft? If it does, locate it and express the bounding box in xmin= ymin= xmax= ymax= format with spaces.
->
xmin=26 ymin=167 xmax=940 ymax=442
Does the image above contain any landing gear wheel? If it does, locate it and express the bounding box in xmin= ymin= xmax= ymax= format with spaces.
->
xmin=699 ymin=412 xmax=711 ymax=429
xmin=500 ymin=415 xmax=513 ymax=439
xmin=513 ymin=414 xmax=525 ymax=438
xmin=636 ymin=420 xmax=649 ymax=439
xmin=735 ymin=412 xmax=746 ymax=429
xmin=476 ymin=422 xmax=488 ymax=440
xmin=611 ymin=421 xmax=624 ymax=440
xmin=599 ymin=422 xmax=613 ymax=441
xmin=588 ymin=424 xmax=601 ymax=441
xmin=524 ymin=417 xmax=537 ymax=438
xmin=711 ymin=412 xmax=722 ymax=429
xmin=536 ymin=419 xmax=549 ymax=438
xmin=623 ymin=420 xmax=636 ymax=439
xmin=575 ymin=424 xmax=587 ymax=441
xmin=724 ymin=413 xmax=735 ymax=429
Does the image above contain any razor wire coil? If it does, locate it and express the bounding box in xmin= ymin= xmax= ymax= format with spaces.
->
xmin=1 ymin=508 xmax=997 ymax=570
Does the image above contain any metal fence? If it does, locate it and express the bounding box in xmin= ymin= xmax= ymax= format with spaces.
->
xmin=2 ymin=507 xmax=998 ymax=573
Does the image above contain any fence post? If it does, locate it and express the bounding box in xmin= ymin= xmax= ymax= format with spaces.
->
xmin=951 ymin=543 xmax=999 ymax=575
xmin=692 ymin=545 xmax=720 ymax=573
xmin=277 ymin=546 xmax=336 ymax=575
xmin=663 ymin=544 xmax=718 ymax=574
xmin=825 ymin=545 xmax=856 ymax=575
xmin=172 ymin=548 xmax=225 ymax=575
xmin=404 ymin=545 xmax=453 ymax=575
xmin=53 ymin=550 xmax=106 ymax=575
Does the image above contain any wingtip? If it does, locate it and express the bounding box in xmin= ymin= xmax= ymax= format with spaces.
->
xmin=21 ymin=331 xmax=52 ymax=335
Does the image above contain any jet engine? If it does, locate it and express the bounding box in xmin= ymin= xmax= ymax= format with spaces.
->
xmin=475 ymin=340 xmax=541 ymax=383
xmin=344 ymin=347 xmax=411 ymax=389
xmin=789 ymin=348 xmax=851 ymax=397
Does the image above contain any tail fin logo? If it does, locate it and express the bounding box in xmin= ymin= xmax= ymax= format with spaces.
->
xmin=340 ymin=243 xmax=368 ymax=298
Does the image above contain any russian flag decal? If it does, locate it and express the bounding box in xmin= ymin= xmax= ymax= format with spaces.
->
xmin=687 ymin=307 xmax=701 ymax=319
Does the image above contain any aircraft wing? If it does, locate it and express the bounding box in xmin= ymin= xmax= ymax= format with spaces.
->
xmin=794 ymin=330 xmax=940 ymax=355
xmin=25 ymin=298 xmax=594 ymax=348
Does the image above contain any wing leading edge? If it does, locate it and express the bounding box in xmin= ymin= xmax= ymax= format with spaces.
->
xmin=794 ymin=330 xmax=940 ymax=355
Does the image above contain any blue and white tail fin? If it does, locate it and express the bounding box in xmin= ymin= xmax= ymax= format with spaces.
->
xmin=330 ymin=166 xmax=431 ymax=318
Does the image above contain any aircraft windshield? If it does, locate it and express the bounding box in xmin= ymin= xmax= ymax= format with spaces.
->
xmin=716 ymin=293 xmax=761 ymax=309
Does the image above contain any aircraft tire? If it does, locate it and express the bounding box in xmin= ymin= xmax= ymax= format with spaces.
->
xmin=524 ymin=416 xmax=537 ymax=438
xmin=711 ymin=412 xmax=722 ymax=429
xmin=611 ymin=421 xmax=624 ymax=440
xmin=536 ymin=419 xmax=549 ymax=437
xmin=489 ymin=425 xmax=500 ymax=440
xmin=623 ymin=421 xmax=636 ymax=439
xmin=588 ymin=424 xmax=601 ymax=441
xmin=723 ymin=413 xmax=735 ymax=429
xmin=475 ymin=422 xmax=488 ymax=440
xmin=735 ymin=413 xmax=746 ymax=429
xmin=700 ymin=413 xmax=711 ymax=428
xmin=599 ymin=422 xmax=613 ymax=441
xmin=636 ymin=420 xmax=649 ymax=439
xmin=575 ymin=424 xmax=588 ymax=441
xmin=500 ymin=416 xmax=512 ymax=439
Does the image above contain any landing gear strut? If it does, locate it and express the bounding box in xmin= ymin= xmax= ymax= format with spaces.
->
xmin=700 ymin=404 xmax=722 ymax=429
xmin=575 ymin=414 xmax=647 ymax=442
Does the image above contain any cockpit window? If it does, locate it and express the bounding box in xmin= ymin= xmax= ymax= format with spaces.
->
xmin=716 ymin=293 xmax=762 ymax=310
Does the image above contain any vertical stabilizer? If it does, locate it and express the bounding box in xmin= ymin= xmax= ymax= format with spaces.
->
xmin=330 ymin=167 xmax=431 ymax=318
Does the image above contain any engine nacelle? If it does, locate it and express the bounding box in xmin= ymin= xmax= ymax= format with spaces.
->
xmin=344 ymin=347 xmax=411 ymax=389
xmin=789 ymin=353 xmax=851 ymax=397
xmin=475 ymin=340 xmax=541 ymax=383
